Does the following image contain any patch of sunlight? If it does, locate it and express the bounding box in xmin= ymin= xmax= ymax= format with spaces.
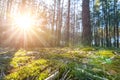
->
xmin=5 ymin=59 xmax=48 ymax=80
xmin=10 ymin=56 xmax=30 ymax=68
xmin=14 ymin=49 xmax=26 ymax=56
xmin=38 ymin=71 xmax=49 ymax=80
xmin=96 ymin=50 xmax=115 ymax=57
xmin=33 ymin=59 xmax=48 ymax=65
xmin=67 ymin=51 xmax=80 ymax=54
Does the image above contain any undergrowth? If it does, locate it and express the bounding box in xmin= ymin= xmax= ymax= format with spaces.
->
xmin=0 ymin=47 xmax=119 ymax=80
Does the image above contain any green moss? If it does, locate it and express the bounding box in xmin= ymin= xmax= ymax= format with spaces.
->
xmin=38 ymin=71 xmax=49 ymax=80
xmin=14 ymin=49 xmax=27 ymax=56
xmin=96 ymin=50 xmax=114 ymax=57
xmin=1 ymin=48 xmax=120 ymax=80
xmin=10 ymin=56 xmax=30 ymax=68
xmin=5 ymin=59 xmax=48 ymax=80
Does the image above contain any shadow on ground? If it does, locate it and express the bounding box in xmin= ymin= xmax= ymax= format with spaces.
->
xmin=0 ymin=48 xmax=18 ymax=79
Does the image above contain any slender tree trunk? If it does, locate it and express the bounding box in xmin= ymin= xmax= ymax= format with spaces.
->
xmin=116 ymin=11 xmax=119 ymax=48
xmin=104 ymin=0 xmax=109 ymax=47
xmin=52 ymin=0 xmax=56 ymax=47
xmin=65 ymin=0 xmax=70 ymax=46
xmin=56 ymin=0 xmax=61 ymax=46
xmin=113 ymin=0 xmax=117 ymax=47
xmin=73 ymin=0 xmax=76 ymax=46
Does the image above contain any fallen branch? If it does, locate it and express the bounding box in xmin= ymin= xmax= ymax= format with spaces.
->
xmin=45 ymin=71 xmax=59 ymax=80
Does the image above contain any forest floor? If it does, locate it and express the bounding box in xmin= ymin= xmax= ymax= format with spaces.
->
xmin=0 ymin=47 xmax=120 ymax=80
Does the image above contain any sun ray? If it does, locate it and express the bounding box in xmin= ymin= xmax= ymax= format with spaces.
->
xmin=30 ymin=29 xmax=49 ymax=47
xmin=4 ymin=13 xmax=48 ymax=48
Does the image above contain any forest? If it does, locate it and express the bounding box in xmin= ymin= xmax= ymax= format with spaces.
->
xmin=0 ymin=0 xmax=120 ymax=80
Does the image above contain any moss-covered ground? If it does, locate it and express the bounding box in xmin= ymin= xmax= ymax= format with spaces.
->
xmin=0 ymin=47 xmax=120 ymax=80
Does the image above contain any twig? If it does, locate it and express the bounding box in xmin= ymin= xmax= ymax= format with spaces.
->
xmin=45 ymin=71 xmax=59 ymax=80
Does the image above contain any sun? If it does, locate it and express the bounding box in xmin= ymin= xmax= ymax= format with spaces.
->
xmin=14 ymin=15 xmax=33 ymax=30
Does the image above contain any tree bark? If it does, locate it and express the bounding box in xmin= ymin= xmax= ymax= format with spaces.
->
xmin=82 ymin=0 xmax=92 ymax=46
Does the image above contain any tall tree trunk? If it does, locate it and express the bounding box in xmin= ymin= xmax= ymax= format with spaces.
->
xmin=116 ymin=10 xmax=119 ymax=48
xmin=113 ymin=0 xmax=117 ymax=47
xmin=82 ymin=0 xmax=92 ymax=46
xmin=52 ymin=0 xmax=56 ymax=47
xmin=105 ymin=0 xmax=110 ymax=47
xmin=116 ymin=0 xmax=119 ymax=48
xmin=73 ymin=0 xmax=76 ymax=46
xmin=56 ymin=0 xmax=61 ymax=46
xmin=65 ymin=0 xmax=70 ymax=46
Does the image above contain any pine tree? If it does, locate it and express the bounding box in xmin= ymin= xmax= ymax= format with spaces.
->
xmin=82 ymin=0 xmax=92 ymax=46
